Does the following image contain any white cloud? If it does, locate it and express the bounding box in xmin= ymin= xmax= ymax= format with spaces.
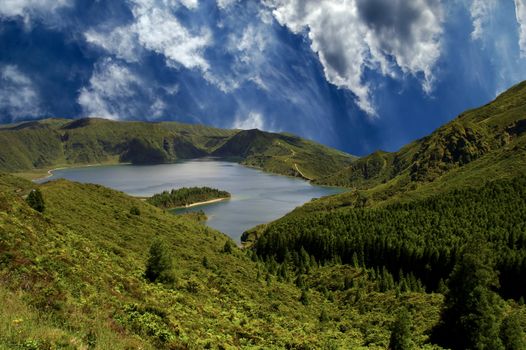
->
xmin=231 ymin=25 xmax=267 ymax=64
xmin=515 ymin=0 xmax=526 ymax=57
xmin=213 ymin=23 xmax=270 ymax=91
xmin=217 ymin=0 xmax=237 ymax=9
xmin=78 ymin=59 xmax=143 ymax=119
xmin=180 ymin=0 xmax=199 ymax=9
xmin=150 ymin=98 xmax=167 ymax=118
xmin=470 ymin=0 xmax=497 ymax=40
xmin=0 ymin=65 xmax=43 ymax=120
xmin=85 ymin=26 xmax=142 ymax=63
xmin=133 ymin=5 xmax=211 ymax=71
xmin=85 ymin=0 xmax=210 ymax=72
xmin=78 ymin=58 xmax=173 ymax=120
xmin=233 ymin=112 xmax=265 ymax=130
xmin=266 ymin=0 xmax=444 ymax=115
xmin=0 ymin=0 xmax=70 ymax=18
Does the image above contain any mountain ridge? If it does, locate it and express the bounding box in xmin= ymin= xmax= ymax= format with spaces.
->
xmin=0 ymin=118 xmax=355 ymax=180
xmin=306 ymin=80 xmax=526 ymax=207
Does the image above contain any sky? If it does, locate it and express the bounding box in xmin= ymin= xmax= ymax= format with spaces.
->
xmin=1 ymin=0 xmax=526 ymax=156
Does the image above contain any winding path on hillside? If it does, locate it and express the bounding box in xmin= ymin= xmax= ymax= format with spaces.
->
xmin=277 ymin=141 xmax=313 ymax=181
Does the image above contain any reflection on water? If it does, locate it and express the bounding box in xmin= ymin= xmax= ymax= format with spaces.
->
xmin=39 ymin=159 xmax=344 ymax=241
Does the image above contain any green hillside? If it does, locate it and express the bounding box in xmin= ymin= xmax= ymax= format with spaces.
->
xmin=248 ymin=95 xmax=526 ymax=294
xmin=0 ymin=174 xmax=445 ymax=349
xmin=213 ymin=129 xmax=353 ymax=180
xmin=242 ymin=81 xmax=526 ymax=349
xmin=314 ymin=80 xmax=526 ymax=200
xmin=0 ymin=118 xmax=354 ymax=180
xmin=2 ymin=81 xmax=526 ymax=349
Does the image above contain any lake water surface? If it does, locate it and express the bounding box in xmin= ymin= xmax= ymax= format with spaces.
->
xmin=39 ymin=159 xmax=343 ymax=241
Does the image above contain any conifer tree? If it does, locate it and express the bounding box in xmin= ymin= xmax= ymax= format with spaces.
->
xmin=433 ymin=238 xmax=505 ymax=350
xmin=26 ymin=189 xmax=45 ymax=213
xmin=389 ymin=308 xmax=413 ymax=350
xmin=500 ymin=313 xmax=526 ymax=350
xmin=145 ymin=239 xmax=175 ymax=283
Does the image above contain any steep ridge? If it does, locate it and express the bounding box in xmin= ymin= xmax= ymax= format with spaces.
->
xmin=314 ymin=81 xmax=526 ymax=196
xmin=0 ymin=118 xmax=354 ymax=179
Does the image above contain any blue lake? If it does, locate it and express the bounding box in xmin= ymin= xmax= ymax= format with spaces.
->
xmin=39 ymin=159 xmax=343 ymax=241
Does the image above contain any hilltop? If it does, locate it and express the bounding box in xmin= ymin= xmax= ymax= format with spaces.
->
xmin=312 ymin=81 xmax=526 ymax=203
xmin=0 ymin=118 xmax=354 ymax=180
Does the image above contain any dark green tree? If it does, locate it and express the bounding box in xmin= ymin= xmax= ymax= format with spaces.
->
xmin=433 ymin=239 xmax=505 ymax=350
xmin=130 ymin=206 xmax=141 ymax=216
xmin=26 ymin=189 xmax=45 ymax=213
xmin=389 ymin=308 xmax=413 ymax=350
xmin=299 ymin=289 xmax=309 ymax=305
xmin=222 ymin=240 xmax=233 ymax=254
xmin=202 ymin=256 xmax=209 ymax=268
xmin=319 ymin=309 xmax=330 ymax=322
xmin=145 ymin=239 xmax=175 ymax=283
xmin=500 ymin=313 xmax=526 ymax=350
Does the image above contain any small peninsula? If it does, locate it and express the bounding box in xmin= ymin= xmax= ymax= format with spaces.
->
xmin=147 ymin=186 xmax=231 ymax=209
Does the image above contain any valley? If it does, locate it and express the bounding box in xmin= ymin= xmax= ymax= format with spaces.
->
xmin=1 ymin=81 xmax=526 ymax=349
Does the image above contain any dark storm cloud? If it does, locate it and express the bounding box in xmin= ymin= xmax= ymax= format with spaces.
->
xmin=357 ymin=0 xmax=424 ymax=43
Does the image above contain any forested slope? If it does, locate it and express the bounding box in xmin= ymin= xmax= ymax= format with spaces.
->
xmin=243 ymin=81 xmax=526 ymax=349
xmin=254 ymin=175 xmax=526 ymax=299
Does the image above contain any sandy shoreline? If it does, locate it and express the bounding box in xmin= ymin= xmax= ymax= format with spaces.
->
xmin=136 ymin=196 xmax=231 ymax=208
xmin=177 ymin=197 xmax=230 ymax=208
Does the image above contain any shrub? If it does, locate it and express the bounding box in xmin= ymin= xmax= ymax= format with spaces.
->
xmin=26 ymin=189 xmax=45 ymax=213
xmin=130 ymin=206 xmax=141 ymax=216
xmin=299 ymin=290 xmax=309 ymax=305
xmin=222 ymin=240 xmax=233 ymax=254
xmin=145 ymin=239 xmax=175 ymax=283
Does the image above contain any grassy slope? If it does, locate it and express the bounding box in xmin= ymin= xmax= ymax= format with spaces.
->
xmin=212 ymin=129 xmax=355 ymax=180
xmin=0 ymin=118 xmax=354 ymax=180
xmin=300 ymin=80 xmax=526 ymax=212
xmin=0 ymin=174 xmax=442 ymax=349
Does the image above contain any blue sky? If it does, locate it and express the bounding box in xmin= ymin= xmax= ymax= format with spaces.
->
xmin=1 ymin=0 xmax=525 ymax=156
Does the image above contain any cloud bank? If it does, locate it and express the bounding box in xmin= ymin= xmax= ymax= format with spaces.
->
xmin=515 ymin=0 xmax=526 ymax=57
xmin=0 ymin=65 xmax=43 ymax=121
xmin=266 ymin=0 xmax=444 ymax=115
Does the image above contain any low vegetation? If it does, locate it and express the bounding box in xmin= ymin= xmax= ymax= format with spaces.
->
xmin=0 ymin=174 xmax=445 ymax=349
xmin=147 ymin=186 xmax=231 ymax=209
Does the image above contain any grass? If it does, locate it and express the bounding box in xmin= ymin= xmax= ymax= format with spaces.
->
xmin=0 ymin=173 xmax=445 ymax=349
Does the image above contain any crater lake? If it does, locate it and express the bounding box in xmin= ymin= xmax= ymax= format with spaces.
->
xmin=38 ymin=159 xmax=344 ymax=241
